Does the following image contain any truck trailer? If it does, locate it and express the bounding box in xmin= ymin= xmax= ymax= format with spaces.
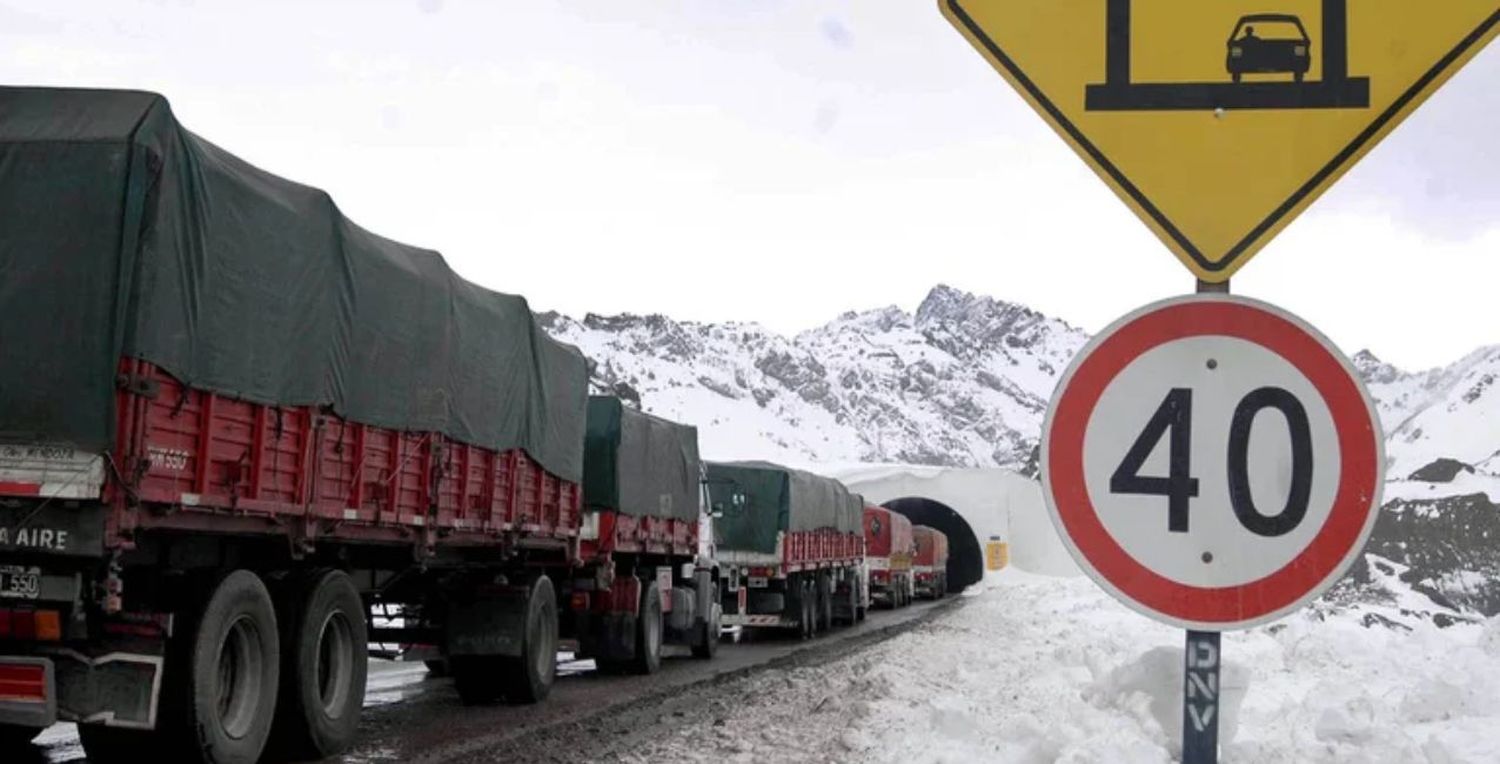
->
xmin=0 ymin=87 xmax=714 ymax=764
xmin=707 ymin=462 xmax=865 ymax=638
xmin=912 ymin=525 xmax=951 ymax=599
xmin=862 ymin=505 xmax=914 ymax=608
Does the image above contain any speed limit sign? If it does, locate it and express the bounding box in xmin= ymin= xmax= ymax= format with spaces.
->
xmin=1042 ymin=295 xmax=1384 ymax=631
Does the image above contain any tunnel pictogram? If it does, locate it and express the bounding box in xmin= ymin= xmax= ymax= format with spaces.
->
xmin=1085 ymin=0 xmax=1372 ymax=111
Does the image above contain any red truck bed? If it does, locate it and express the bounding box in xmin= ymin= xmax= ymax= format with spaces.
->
xmin=103 ymin=358 xmax=581 ymax=553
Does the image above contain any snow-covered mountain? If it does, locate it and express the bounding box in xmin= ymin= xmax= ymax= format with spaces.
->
xmin=540 ymin=285 xmax=1087 ymax=473
xmin=543 ymin=284 xmax=1498 ymax=482
xmin=1353 ymin=347 xmax=1500 ymax=478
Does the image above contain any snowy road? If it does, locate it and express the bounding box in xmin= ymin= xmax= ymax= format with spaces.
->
xmin=609 ymin=570 xmax=1500 ymax=764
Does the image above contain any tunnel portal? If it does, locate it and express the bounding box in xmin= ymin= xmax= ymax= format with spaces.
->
xmin=882 ymin=496 xmax=985 ymax=592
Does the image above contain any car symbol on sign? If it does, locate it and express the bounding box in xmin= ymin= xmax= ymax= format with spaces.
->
xmin=1227 ymin=14 xmax=1312 ymax=83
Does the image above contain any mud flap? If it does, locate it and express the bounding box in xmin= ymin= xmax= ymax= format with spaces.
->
xmin=446 ymin=594 xmax=527 ymax=658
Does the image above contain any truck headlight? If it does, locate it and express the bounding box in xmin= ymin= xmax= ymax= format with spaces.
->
xmin=1294 ymin=45 xmax=1308 ymax=56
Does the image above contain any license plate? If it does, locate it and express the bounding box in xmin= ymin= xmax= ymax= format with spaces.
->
xmin=0 ymin=565 xmax=42 ymax=600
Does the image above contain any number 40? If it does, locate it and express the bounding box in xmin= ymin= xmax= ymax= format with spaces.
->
xmin=1108 ymin=387 xmax=1314 ymax=538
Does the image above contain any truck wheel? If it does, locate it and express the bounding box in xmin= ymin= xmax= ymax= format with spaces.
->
xmin=0 ymin=723 xmax=42 ymax=748
xmin=843 ymin=583 xmax=858 ymax=626
xmin=691 ymin=602 xmax=720 ymax=659
xmin=452 ymin=575 xmax=558 ymax=704
xmin=502 ymin=575 xmax=559 ymax=702
xmin=99 ymin=570 xmax=279 ymax=764
xmin=800 ymin=580 xmax=816 ymax=638
xmin=816 ymin=574 xmax=833 ymax=632
xmin=270 ymin=569 xmax=368 ymax=760
xmin=188 ymin=570 xmax=281 ymax=764
xmin=631 ymin=579 xmax=663 ymax=675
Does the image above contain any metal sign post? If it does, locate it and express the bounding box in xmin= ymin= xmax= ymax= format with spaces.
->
xmin=1182 ymin=630 xmax=1221 ymax=762
xmin=1181 ymin=278 xmax=1227 ymax=764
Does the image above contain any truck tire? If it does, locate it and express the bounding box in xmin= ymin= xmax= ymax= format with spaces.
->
xmin=269 ymin=569 xmax=368 ymax=760
xmin=0 ymin=723 xmax=42 ymax=748
xmin=500 ymin=575 xmax=559 ymax=702
xmin=631 ymin=579 xmax=664 ymax=675
xmin=816 ymin=574 xmax=833 ymax=632
xmin=799 ymin=579 xmax=815 ymax=639
xmin=842 ymin=582 xmax=858 ymax=626
xmin=82 ymin=570 xmax=279 ymax=764
xmin=691 ymin=602 xmax=720 ymax=659
xmin=452 ymin=575 xmax=558 ymax=704
xmin=188 ymin=569 xmax=281 ymax=764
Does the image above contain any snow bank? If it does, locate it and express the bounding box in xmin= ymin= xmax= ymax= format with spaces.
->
xmin=1089 ymin=646 xmax=1249 ymax=756
xmin=623 ymin=568 xmax=1500 ymax=764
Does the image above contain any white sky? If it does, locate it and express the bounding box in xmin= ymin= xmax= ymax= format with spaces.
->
xmin=3 ymin=0 xmax=1496 ymax=370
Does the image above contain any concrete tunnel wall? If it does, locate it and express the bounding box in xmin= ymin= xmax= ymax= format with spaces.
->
xmin=830 ymin=464 xmax=1082 ymax=580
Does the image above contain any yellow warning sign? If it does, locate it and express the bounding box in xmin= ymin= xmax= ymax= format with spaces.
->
xmin=940 ymin=1 xmax=1500 ymax=282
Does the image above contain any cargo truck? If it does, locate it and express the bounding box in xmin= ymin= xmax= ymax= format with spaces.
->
xmin=708 ymin=462 xmax=865 ymax=638
xmin=0 ymin=87 xmax=717 ymax=764
xmin=572 ymin=397 xmax=721 ymax=670
xmin=862 ymin=505 xmax=914 ymax=608
xmin=912 ymin=525 xmax=950 ymax=599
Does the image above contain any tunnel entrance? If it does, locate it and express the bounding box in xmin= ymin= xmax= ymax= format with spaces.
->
xmin=882 ymin=497 xmax=984 ymax=593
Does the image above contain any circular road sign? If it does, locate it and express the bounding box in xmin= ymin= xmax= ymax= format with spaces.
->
xmin=1041 ymin=294 xmax=1384 ymax=631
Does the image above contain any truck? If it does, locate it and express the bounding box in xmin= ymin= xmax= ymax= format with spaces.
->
xmin=912 ymin=525 xmax=951 ymax=599
xmin=0 ymin=87 xmax=716 ymax=764
xmin=862 ymin=505 xmax=914 ymax=608
xmin=707 ymin=462 xmax=865 ymax=638
xmin=572 ymin=396 xmax=720 ymax=670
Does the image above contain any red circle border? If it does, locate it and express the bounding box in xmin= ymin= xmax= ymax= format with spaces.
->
xmin=1046 ymin=300 xmax=1380 ymax=626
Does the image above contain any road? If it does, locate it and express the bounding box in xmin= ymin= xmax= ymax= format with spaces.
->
xmin=18 ymin=596 xmax=960 ymax=763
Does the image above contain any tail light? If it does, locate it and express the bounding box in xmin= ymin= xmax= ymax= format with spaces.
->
xmin=0 ymin=608 xmax=63 ymax=642
xmin=569 ymin=592 xmax=590 ymax=612
xmin=0 ymin=663 xmax=47 ymax=703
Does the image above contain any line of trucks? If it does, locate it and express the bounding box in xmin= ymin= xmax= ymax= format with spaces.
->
xmin=0 ymin=87 xmax=951 ymax=763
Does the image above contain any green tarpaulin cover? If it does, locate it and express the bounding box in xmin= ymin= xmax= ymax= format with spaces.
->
xmin=706 ymin=461 xmax=861 ymax=555
xmin=582 ymin=397 xmax=699 ymax=522
xmin=0 ymin=87 xmax=587 ymax=481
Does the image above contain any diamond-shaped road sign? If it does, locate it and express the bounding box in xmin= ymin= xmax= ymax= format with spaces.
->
xmin=940 ymin=1 xmax=1500 ymax=282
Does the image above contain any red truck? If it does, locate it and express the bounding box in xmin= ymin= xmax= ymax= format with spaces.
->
xmin=708 ymin=462 xmax=866 ymax=638
xmin=912 ymin=525 xmax=951 ymax=599
xmin=0 ymin=88 xmax=718 ymax=763
xmin=863 ymin=505 xmax=914 ymax=608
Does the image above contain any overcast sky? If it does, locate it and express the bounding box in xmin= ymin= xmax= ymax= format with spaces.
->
xmin=3 ymin=1 xmax=1496 ymax=370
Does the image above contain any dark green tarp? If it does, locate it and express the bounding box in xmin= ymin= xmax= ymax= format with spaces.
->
xmin=582 ymin=397 xmax=699 ymax=522
xmin=0 ymin=87 xmax=588 ymax=481
xmin=706 ymin=461 xmax=861 ymax=555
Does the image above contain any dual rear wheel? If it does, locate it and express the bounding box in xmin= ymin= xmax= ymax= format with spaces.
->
xmin=78 ymin=568 xmax=368 ymax=764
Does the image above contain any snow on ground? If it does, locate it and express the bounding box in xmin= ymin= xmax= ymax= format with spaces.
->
xmin=623 ymin=571 xmax=1500 ymax=764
